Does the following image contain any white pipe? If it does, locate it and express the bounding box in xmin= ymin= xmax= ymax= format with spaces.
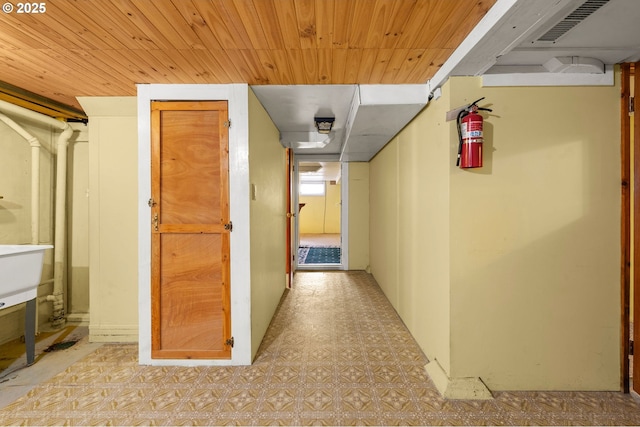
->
xmin=30 ymin=143 xmax=40 ymax=245
xmin=0 ymin=100 xmax=73 ymax=328
xmin=51 ymin=125 xmax=73 ymax=327
xmin=0 ymin=113 xmax=41 ymax=145
xmin=0 ymin=100 xmax=69 ymax=131
xmin=0 ymin=113 xmax=43 ymax=244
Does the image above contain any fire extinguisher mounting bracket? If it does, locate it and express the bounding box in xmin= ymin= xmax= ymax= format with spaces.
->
xmin=446 ymin=105 xmax=468 ymax=122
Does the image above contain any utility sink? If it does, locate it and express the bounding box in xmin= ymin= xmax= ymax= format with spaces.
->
xmin=0 ymin=245 xmax=52 ymax=310
xmin=0 ymin=244 xmax=53 ymax=366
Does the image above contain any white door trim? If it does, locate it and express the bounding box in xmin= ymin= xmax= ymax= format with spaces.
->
xmin=137 ymin=84 xmax=252 ymax=366
xmin=294 ymin=154 xmax=348 ymax=271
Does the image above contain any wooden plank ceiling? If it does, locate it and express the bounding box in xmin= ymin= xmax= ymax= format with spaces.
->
xmin=0 ymin=0 xmax=495 ymax=118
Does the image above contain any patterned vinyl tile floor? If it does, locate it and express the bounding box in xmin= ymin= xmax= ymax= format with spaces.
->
xmin=1 ymin=271 xmax=640 ymax=425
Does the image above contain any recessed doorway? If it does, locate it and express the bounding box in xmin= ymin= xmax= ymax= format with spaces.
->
xmin=296 ymin=160 xmax=343 ymax=270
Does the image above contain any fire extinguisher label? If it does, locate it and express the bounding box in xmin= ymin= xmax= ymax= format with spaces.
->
xmin=462 ymin=122 xmax=483 ymax=138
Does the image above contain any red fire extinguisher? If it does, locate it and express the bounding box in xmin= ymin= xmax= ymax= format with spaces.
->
xmin=456 ymin=97 xmax=492 ymax=169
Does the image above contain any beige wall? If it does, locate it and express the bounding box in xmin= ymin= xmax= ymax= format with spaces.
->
xmin=248 ymin=89 xmax=287 ymax=358
xmin=370 ymin=143 xmax=399 ymax=305
xmin=79 ymin=97 xmax=139 ymax=342
xmin=0 ymin=119 xmax=55 ymax=343
xmin=370 ymin=88 xmax=452 ymax=375
xmin=0 ymin=122 xmax=54 ymax=244
xmin=0 ymin=117 xmax=88 ymax=343
xmin=299 ymin=182 xmax=341 ymax=234
xmin=348 ymin=162 xmax=370 ymax=270
xmin=448 ymin=76 xmax=620 ymax=390
xmin=370 ymin=75 xmax=621 ymax=391
xmin=68 ymin=130 xmax=90 ymax=317
xmin=81 ymin=91 xmax=287 ymax=358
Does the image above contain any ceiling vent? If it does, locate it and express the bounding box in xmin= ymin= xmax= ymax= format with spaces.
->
xmin=537 ymin=0 xmax=609 ymax=42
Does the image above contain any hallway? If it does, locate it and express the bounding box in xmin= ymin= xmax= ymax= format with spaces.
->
xmin=1 ymin=271 xmax=640 ymax=425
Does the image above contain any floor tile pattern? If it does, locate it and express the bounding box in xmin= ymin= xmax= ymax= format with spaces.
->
xmin=1 ymin=271 xmax=640 ymax=425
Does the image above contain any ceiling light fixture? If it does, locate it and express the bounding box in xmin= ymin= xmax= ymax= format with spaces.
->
xmin=314 ymin=117 xmax=335 ymax=134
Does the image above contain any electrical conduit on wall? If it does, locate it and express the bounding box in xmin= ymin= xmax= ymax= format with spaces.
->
xmin=0 ymin=99 xmax=73 ymax=328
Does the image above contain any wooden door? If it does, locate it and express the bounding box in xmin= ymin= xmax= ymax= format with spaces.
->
xmin=150 ymin=101 xmax=232 ymax=360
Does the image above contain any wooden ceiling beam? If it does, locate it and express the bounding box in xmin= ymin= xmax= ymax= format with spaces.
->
xmin=0 ymin=80 xmax=87 ymax=120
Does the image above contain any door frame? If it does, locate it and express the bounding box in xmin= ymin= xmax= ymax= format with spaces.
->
xmin=286 ymin=148 xmax=294 ymax=287
xmin=622 ymin=63 xmax=639 ymax=393
xmin=294 ymin=154 xmax=349 ymax=271
xmin=621 ymin=63 xmax=631 ymax=393
xmin=137 ymin=84 xmax=252 ymax=366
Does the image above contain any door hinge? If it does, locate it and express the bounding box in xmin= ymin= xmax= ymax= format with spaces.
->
xmin=630 ymin=340 xmax=634 ymax=356
xmin=630 ymin=96 xmax=635 ymax=114
xmin=224 ymin=119 xmax=231 ymax=128
xmin=225 ymin=337 xmax=234 ymax=348
xmin=224 ymin=221 xmax=233 ymax=231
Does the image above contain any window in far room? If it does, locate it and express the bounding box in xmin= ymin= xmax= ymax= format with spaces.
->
xmin=299 ymin=181 xmax=325 ymax=196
